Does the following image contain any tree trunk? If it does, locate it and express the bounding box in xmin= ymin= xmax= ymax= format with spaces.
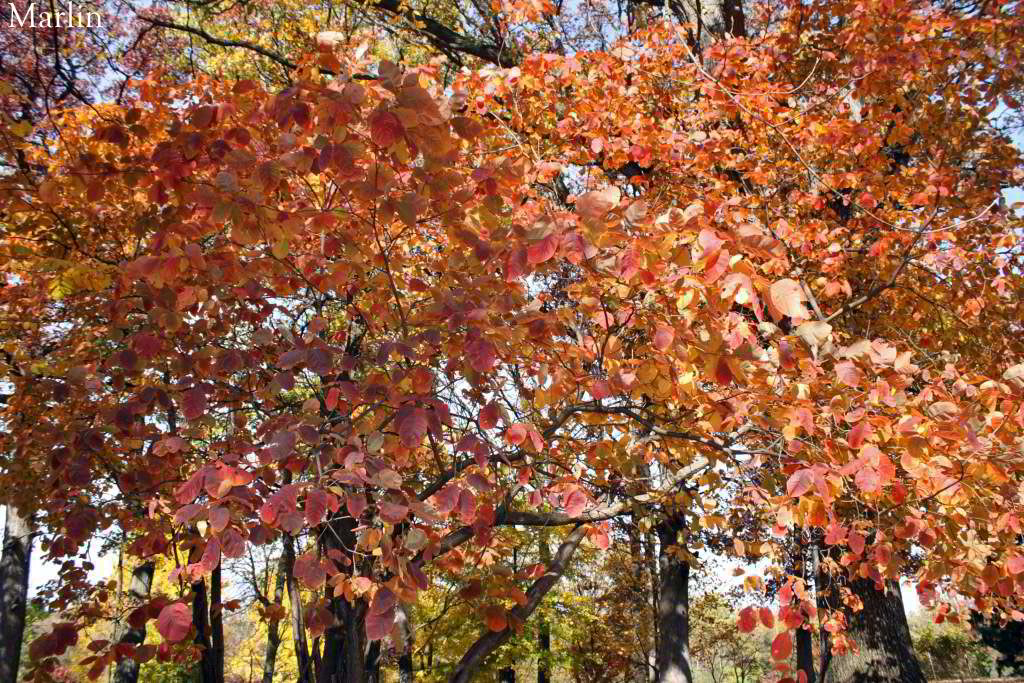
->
xmin=820 ymin=576 xmax=925 ymax=683
xmin=674 ymin=0 xmax=746 ymax=48
xmin=317 ymin=595 xmax=369 ymax=683
xmin=0 ymin=506 xmax=33 ymax=683
xmin=112 ymin=562 xmax=155 ymax=683
xmin=793 ymin=535 xmax=815 ymax=683
xmin=317 ymin=515 xmax=369 ymax=683
xmin=537 ymin=532 xmax=551 ymax=683
xmin=283 ymin=534 xmax=314 ymax=683
xmin=396 ymin=604 xmax=414 ymax=683
xmin=261 ymin=553 xmax=288 ymax=683
xmin=796 ymin=626 xmax=815 ymax=683
xmin=655 ymin=519 xmax=692 ymax=683
xmin=210 ymin=564 xmax=225 ymax=683
xmin=192 ymin=578 xmax=218 ymax=683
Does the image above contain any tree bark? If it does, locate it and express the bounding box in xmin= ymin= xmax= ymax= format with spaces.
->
xmin=317 ymin=514 xmax=370 ymax=683
xmin=0 ymin=506 xmax=33 ymax=683
xmin=537 ymin=532 xmax=551 ymax=683
xmin=192 ymin=578 xmax=218 ymax=683
xmin=395 ymin=603 xmax=414 ymax=683
xmin=283 ymin=534 xmax=314 ymax=683
xmin=260 ymin=553 xmax=288 ymax=683
xmin=655 ymin=519 xmax=692 ymax=683
xmin=210 ymin=564 xmax=225 ymax=683
xmin=793 ymin=535 xmax=815 ymax=683
xmin=676 ymin=0 xmax=746 ymax=45
xmin=820 ymin=576 xmax=925 ymax=683
xmin=112 ymin=562 xmax=155 ymax=683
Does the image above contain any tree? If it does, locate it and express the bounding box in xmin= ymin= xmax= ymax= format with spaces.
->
xmin=1 ymin=506 xmax=33 ymax=683
xmin=2 ymin=1 xmax=1024 ymax=683
xmin=911 ymin=613 xmax=992 ymax=681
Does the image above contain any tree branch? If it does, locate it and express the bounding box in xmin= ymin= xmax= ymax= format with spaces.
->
xmin=448 ymin=525 xmax=587 ymax=683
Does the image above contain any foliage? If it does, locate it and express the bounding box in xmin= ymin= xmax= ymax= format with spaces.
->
xmin=691 ymin=592 xmax=773 ymax=683
xmin=2 ymin=0 xmax=1024 ymax=680
xmin=909 ymin=613 xmax=993 ymax=681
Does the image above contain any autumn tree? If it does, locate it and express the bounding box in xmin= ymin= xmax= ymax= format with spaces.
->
xmin=2 ymin=1 xmax=1024 ymax=683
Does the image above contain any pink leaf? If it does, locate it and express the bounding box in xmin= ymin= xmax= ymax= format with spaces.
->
xmin=156 ymin=603 xmax=192 ymax=643
xmin=786 ymin=469 xmax=814 ymax=498
xmin=653 ymin=325 xmax=675 ymax=352
xmin=768 ymin=279 xmax=808 ymax=320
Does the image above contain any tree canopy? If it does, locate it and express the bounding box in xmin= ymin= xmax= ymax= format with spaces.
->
xmin=1 ymin=0 xmax=1023 ymax=682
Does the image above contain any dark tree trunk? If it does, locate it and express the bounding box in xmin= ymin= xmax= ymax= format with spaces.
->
xmin=210 ymin=564 xmax=225 ymax=683
xmin=317 ymin=595 xmax=368 ymax=683
xmin=192 ymin=578 xmax=218 ymax=683
xmin=655 ymin=519 xmax=692 ymax=683
xmin=113 ymin=562 xmax=155 ymax=683
xmin=793 ymin=535 xmax=815 ymax=683
xmin=820 ymin=575 xmax=925 ymax=683
xmin=396 ymin=604 xmax=414 ymax=683
xmin=283 ymin=534 xmax=314 ymax=683
xmin=0 ymin=506 xmax=33 ymax=683
xmin=365 ymin=640 xmax=381 ymax=683
xmin=261 ymin=553 xmax=288 ymax=683
xmin=317 ymin=515 xmax=369 ymax=683
xmin=537 ymin=533 xmax=551 ymax=683
xmin=796 ymin=626 xmax=815 ymax=683
xmin=499 ymin=667 xmax=516 ymax=683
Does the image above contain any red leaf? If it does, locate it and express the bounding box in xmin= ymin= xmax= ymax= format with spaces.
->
xmin=527 ymin=234 xmax=558 ymax=265
xmin=325 ymin=387 xmax=341 ymax=411
xmin=346 ymin=493 xmax=368 ymax=518
xmin=220 ymin=529 xmax=245 ymax=559
xmin=156 ymin=603 xmax=192 ymax=643
xmin=835 ymin=361 xmax=862 ymax=388
xmin=714 ymin=356 xmax=733 ymax=385
xmin=368 ymin=109 xmax=403 ymax=147
xmin=484 ymin=605 xmax=508 ymax=632
xmin=759 ymin=607 xmax=775 ymax=629
xmin=458 ymin=489 xmax=477 ymax=524
xmin=208 ymin=506 xmax=230 ymax=533
xmin=306 ymin=489 xmax=328 ymax=526
xmin=1008 ymin=554 xmax=1024 ymax=575
xmin=371 ymin=586 xmax=397 ymax=615
xmin=181 ymin=387 xmax=207 ymax=421
xmin=737 ymin=606 xmax=756 ymax=633
xmin=294 ymin=552 xmax=327 ymax=589
xmin=396 ymin=406 xmax=428 ymax=448
xmin=479 ymin=402 xmax=499 ymax=430
xmin=577 ymin=186 xmax=621 ymax=220
xmin=848 ymin=421 xmax=871 ymax=449
xmin=855 ymin=467 xmax=881 ymax=494
xmin=466 ymin=338 xmax=497 ymax=373
xmin=848 ymin=531 xmax=866 ymax=555
xmin=565 ymin=489 xmax=588 ymax=517
xmin=365 ymin=606 xmax=395 ymax=641
xmin=505 ymin=423 xmax=528 ymax=446
xmin=771 ymin=631 xmax=793 ymax=660
xmin=379 ymin=501 xmax=409 ymax=524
